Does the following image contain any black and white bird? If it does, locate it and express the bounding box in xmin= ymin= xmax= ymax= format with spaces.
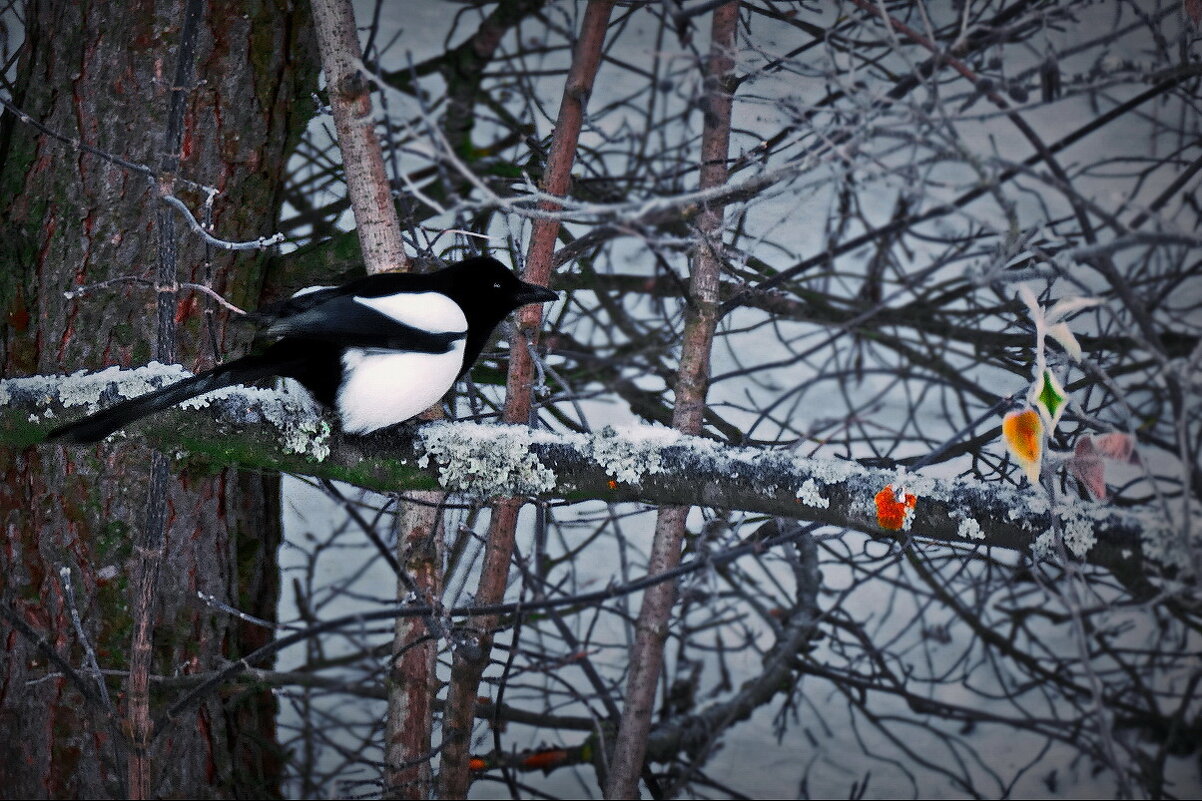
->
xmin=46 ymin=256 xmax=557 ymax=443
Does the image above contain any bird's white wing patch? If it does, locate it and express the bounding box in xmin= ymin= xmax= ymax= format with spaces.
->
xmin=337 ymin=341 xmax=466 ymax=433
xmin=354 ymin=291 xmax=467 ymax=334
xmin=291 ymin=285 xmax=334 ymax=298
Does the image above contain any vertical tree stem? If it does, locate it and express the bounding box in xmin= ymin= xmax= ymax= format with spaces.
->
xmin=127 ymin=1 xmax=204 ymax=795
xmin=311 ymin=0 xmax=408 ymax=273
xmin=437 ymin=3 xmax=614 ymax=798
xmin=385 ymin=490 xmax=444 ymax=799
xmin=311 ymin=1 xmax=444 ymax=795
xmin=604 ymin=4 xmax=738 ymax=798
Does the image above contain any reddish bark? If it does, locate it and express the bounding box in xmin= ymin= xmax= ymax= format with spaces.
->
xmin=437 ymin=3 xmax=615 ymax=798
xmin=604 ymin=4 xmax=739 ymax=797
xmin=0 ymin=1 xmax=315 ymax=796
xmin=384 ymin=490 xmax=443 ymax=799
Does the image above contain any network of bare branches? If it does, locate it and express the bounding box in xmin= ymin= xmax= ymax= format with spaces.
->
xmin=2 ymin=0 xmax=1200 ymax=798
xmin=253 ymin=2 xmax=1202 ymax=798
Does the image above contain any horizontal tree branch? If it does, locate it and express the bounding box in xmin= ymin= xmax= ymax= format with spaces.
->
xmin=1 ymin=368 xmax=1170 ymax=579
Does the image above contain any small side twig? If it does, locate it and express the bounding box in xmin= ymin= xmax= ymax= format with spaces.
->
xmin=158 ymin=194 xmax=285 ymax=251
xmin=64 ymin=276 xmax=249 ymax=316
xmin=58 ymin=566 xmax=115 ymax=712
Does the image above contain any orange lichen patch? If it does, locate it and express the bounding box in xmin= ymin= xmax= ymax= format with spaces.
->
xmin=521 ymin=748 xmax=570 ymax=772
xmin=469 ymin=757 xmax=488 ymax=772
xmin=875 ymin=486 xmax=917 ymax=531
xmin=1002 ymin=408 xmax=1043 ymax=484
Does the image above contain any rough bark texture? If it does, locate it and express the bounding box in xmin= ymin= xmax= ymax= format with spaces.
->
xmin=0 ymin=1 xmax=316 ymax=797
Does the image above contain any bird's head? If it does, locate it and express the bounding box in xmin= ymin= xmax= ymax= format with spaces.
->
xmin=438 ymin=256 xmax=558 ymax=328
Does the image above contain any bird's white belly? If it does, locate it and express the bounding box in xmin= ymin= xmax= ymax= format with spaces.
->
xmin=337 ymin=341 xmax=465 ymax=433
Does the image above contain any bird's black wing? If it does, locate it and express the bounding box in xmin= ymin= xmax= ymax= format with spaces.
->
xmin=255 ymin=272 xmax=435 ymax=320
xmin=251 ymin=285 xmax=343 ymax=319
xmin=264 ymin=293 xmax=463 ymax=353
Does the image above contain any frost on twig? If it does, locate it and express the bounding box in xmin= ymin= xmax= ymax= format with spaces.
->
xmin=159 ymin=194 xmax=285 ymax=251
xmin=2 ymin=368 xmax=1184 ymax=580
xmin=2 ymin=364 xmax=330 ymax=462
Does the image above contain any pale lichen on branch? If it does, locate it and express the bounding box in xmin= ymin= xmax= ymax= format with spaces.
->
xmin=1 ymin=368 xmax=1183 ymax=578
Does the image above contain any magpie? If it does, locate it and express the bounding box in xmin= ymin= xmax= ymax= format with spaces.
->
xmin=45 ymin=256 xmax=558 ymax=443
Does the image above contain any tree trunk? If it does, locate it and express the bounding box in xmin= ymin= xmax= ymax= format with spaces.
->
xmin=0 ymin=1 xmax=315 ymax=797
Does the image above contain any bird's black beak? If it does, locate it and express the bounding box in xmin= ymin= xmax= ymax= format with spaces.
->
xmin=514 ymin=281 xmax=559 ymax=306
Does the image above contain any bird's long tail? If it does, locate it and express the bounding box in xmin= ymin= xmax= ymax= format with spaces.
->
xmin=45 ymin=355 xmax=285 ymax=444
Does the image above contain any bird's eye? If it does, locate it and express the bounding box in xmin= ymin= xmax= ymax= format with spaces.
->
xmin=492 ymin=281 xmax=503 ymax=289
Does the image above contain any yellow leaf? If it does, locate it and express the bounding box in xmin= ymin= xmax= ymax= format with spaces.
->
xmin=1003 ymin=409 xmax=1043 ymax=484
